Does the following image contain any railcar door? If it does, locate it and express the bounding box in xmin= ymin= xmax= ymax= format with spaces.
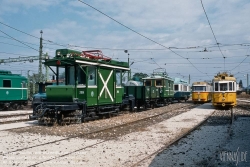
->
xmin=97 ymin=68 xmax=115 ymax=105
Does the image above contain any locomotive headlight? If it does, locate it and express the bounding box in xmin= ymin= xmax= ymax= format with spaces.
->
xmin=57 ymin=51 xmax=61 ymax=56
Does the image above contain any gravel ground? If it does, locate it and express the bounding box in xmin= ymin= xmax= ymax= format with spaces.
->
xmin=139 ymin=100 xmax=250 ymax=167
xmin=0 ymin=102 xmax=214 ymax=167
xmin=1 ymin=99 xmax=249 ymax=167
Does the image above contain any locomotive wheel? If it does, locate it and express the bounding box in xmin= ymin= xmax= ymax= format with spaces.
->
xmin=34 ymin=104 xmax=44 ymax=117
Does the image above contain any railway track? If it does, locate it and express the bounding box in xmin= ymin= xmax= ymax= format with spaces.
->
xmin=0 ymin=110 xmax=32 ymax=124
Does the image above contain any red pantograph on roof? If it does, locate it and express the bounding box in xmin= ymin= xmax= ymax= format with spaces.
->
xmin=81 ymin=50 xmax=111 ymax=61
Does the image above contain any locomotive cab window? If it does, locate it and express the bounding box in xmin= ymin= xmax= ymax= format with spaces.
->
xmin=77 ymin=66 xmax=86 ymax=85
xmin=88 ymin=66 xmax=96 ymax=86
xmin=145 ymin=80 xmax=151 ymax=86
xmin=193 ymin=86 xmax=206 ymax=91
xmin=116 ymin=70 xmax=122 ymax=86
xmin=3 ymin=80 xmax=11 ymax=87
xmin=156 ymin=80 xmax=162 ymax=86
xmin=229 ymin=82 xmax=232 ymax=91
xmin=214 ymin=82 xmax=218 ymax=91
xmin=174 ymin=85 xmax=179 ymax=91
xmin=66 ymin=66 xmax=87 ymax=85
xmin=67 ymin=66 xmax=77 ymax=85
xmin=219 ymin=83 xmax=228 ymax=91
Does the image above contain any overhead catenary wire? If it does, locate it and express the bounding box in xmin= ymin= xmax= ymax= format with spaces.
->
xmin=230 ymin=55 xmax=249 ymax=72
xmin=77 ymin=0 xmax=210 ymax=75
xmin=0 ymin=30 xmax=39 ymax=52
xmin=200 ymin=0 xmax=226 ymax=70
xmin=1 ymin=20 xmax=250 ymax=59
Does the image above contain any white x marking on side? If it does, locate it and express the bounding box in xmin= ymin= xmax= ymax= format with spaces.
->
xmin=99 ymin=70 xmax=114 ymax=102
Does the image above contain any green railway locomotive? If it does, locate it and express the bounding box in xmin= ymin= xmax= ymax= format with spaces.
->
xmin=124 ymin=68 xmax=174 ymax=110
xmin=31 ymin=49 xmax=130 ymax=125
xmin=0 ymin=70 xmax=28 ymax=110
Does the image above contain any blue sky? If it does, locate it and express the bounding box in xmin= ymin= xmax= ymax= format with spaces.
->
xmin=0 ymin=0 xmax=250 ymax=86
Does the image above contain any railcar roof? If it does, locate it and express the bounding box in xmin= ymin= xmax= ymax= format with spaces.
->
xmin=174 ymin=78 xmax=188 ymax=84
xmin=213 ymin=77 xmax=236 ymax=81
xmin=142 ymin=75 xmax=174 ymax=81
xmin=192 ymin=81 xmax=210 ymax=85
xmin=213 ymin=72 xmax=236 ymax=81
xmin=0 ymin=74 xmax=27 ymax=80
xmin=44 ymin=52 xmax=130 ymax=71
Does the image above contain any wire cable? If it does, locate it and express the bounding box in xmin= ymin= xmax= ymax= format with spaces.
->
xmin=200 ymin=0 xmax=226 ymax=70
xmin=77 ymin=0 xmax=210 ymax=75
xmin=0 ymin=30 xmax=39 ymax=52
xmin=0 ymin=21 xmax=39 ymax=39
xmin=77 ymin=0 xmax=186 ymax=59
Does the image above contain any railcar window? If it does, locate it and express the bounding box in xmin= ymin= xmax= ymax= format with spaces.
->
xmin=156 ymin=80 xmax=162 ymax=86
xmin=214 ymin=83 xmax=218 ymax=91
xmin=219 ymin=83 xmax=228 ymax=91
xmin=116 ymin=70 xmax=121 ymax=86
xmin=174 ymin=85 xmax=179 ymax=91
xmin=229 ymin=82 xmax=233 ymax=91
xmin=145 ymin=80 xmax=151 ymax=86
xmin=58 ymin=67 xmax=66 ymax=85
xmin=88 ymin=66 xmax=96 ymax=86
xmin=193 ymin=86 xmax=206 ymax=91
xmin=3 ymin=80 xmax=11 ymax=87
xmin=77 ymin=66 xmax=86 ymax=85
xmin=67 ymin=66 xmax=75 ymax=85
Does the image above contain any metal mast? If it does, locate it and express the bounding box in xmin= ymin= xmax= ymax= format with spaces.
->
xmin=38 ymin=30 xmax=43 ymax=82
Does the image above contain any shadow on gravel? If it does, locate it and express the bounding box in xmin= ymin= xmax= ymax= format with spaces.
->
xmin=147 ymin=105 xmax=250 ymax=167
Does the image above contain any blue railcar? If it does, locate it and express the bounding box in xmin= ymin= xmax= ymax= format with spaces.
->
xmin=173 ymin=78 xmax=191 ymax=102
xmin=0 ymin=70 xmax=28 ymax=110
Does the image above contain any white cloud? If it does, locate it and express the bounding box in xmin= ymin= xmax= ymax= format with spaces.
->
xmin=1 ymin=0 xmax=250 ymax=84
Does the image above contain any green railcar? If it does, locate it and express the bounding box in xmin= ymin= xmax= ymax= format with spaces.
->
xmin=31 ymin=49 xmax=129 ymax=125
xmin=0 ymin=70 xmax=28 ymax=110
xmin=124 ymin=68 xmax=174 ymax=110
